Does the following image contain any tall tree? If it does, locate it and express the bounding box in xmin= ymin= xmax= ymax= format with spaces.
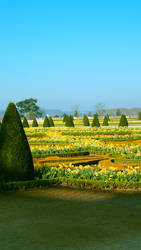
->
xmin=0 ymin=103 xmax=34 ymax=181
xmin=16 ymin=98 xmax=43 ymax=118
xmin=94 ymin=102 xmax=105 ymax=116
xmin=116 ymin=109 xmax=121 ymax=116
xmin=72 ymin=105 xmax=79 ymax=117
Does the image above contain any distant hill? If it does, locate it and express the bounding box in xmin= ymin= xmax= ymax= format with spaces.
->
xmin=37 ymin=108 xmax=141 ymax=117
xmin=45 ymin=109 xmax=64 ymax=116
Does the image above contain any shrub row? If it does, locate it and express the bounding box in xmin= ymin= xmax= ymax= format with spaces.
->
xmin=0 ymin=179 xmax=61 ymax=192
xmin=58 ymin=177 xmax=141 ymax=190
xmin=33 ymin=151 xmax=90 ymax=158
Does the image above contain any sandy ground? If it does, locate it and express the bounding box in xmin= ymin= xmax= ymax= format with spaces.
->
xmin=0 ymin=186 xmax=141 ymax=250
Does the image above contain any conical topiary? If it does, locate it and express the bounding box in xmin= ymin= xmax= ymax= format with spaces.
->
xmin=63 ymin=113 xmax=67 ymax=123
xmin=119 ymin=114 xmax=128 ymax=127
xmin=102 ymin=115 xmax=109 ymax=126
xmin=83 ymin=115 xmax=90 ymax=126
xmin=0 ymin=102 xmax=34 ymax=181
xmin=32 ymin=117 xmax=38 ymax=127
xmin=92 ymin=114 xmax=100 ymax=127
xmin=22 ymin=116 xmax=29 ymax=128
xmin=49 ymin=117 xmax=55 ymax=127
xmin=43 ymin=116 xmax=50 ymax=127
xmin=65 ymin=115 xmax=74 ymax=127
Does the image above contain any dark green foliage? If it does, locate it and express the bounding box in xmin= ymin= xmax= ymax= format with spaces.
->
xmin=16 ymin=98 xmax=43 ymax=118
xmin=83 ymin=115 xmax=90 ymax=126
xmin=116 ymin=109 xmax=121 ymax=116
xmin=119 ymin=114 xmax=128 ymax=127
xmin=32 ymin=117 xmax=38 ymax=127
xmin=43 ymin=116 xmax=50 ymax=127
xmin=62 ymin=113 xmax=67 ymax=123
xmin=22 ymin=117 xmax=29 ymax=128
xmin=92 ymin=114 xmax=100 ymax=127
xmin=138 ymin=112 xmax=141 ymax=120
xmin=65 ymin=115 xmax=74 ymax=127
xmin=106 ymin=114 xmax=110 ymax=121
xmin=102 ymin=115 xmax=109 ymax=126
xmin=49 ymin=117 xmax=55 ymax=127
xmin=0 ymin=102 xmax=34 ymax=181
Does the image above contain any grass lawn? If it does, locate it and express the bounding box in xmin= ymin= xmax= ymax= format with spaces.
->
xmin=0 ymin=186 xmax=141 ymax=250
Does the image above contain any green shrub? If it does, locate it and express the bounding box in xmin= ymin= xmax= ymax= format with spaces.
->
xmin=65 ymin=115 xmax=74 ymax=127
xmin=119 ymin=114 xmax=128 ymax=127
xmin=43 ymin=116 xmax=50 ymax=127
xmin=49 ymin=117 xmax=55 ymax=127
xmin=32 ymin=117 xmax=38 ymax=127
xmin=0 ymin=102 xmax=34 ymax=181
xmin=83 ymin=115 xmax=90 ymax=126
xmin=22 ymin=117 xmax=29 ymax=128
xmin=102 ymin=115 xmax=109 ymax=126
xmin=92 ymin=113 xmax=100 ymax=127
xmin=138 ymin=112 xmax=141 ymax=120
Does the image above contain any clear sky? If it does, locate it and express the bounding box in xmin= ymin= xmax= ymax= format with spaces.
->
xmin=0 ymin=0 xmax=141 ymax=111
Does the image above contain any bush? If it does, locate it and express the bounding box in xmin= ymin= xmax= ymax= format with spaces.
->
xmin=65 ymin=115 xmax=75 ymax=127
xmin=83 ymin=115 xmax=90 ymax=126
xmin=0 ymin=102 xmax=34 ymax=181
xmin=32 ymin=117 xmax=38 ymax=127
xmin=102 ymin=115 xmax=109 ymax=126
xmin=49 ymin=117 xmax=55 ymax=127
xmin=138 ymin=112 xmax=141 ymax=120
xmin=43 ymin=116 xmax=50 ymax=127
xmin=119 ymin=114 xmax=128 ymax=127
xmin=22 ymin=117 xmax=29 ymax=128
xmin=92 ymin=113 xmax=100 ymax=127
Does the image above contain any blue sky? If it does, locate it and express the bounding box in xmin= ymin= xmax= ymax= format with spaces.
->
xmin=0 ymin=0 xmax=141 ymax=110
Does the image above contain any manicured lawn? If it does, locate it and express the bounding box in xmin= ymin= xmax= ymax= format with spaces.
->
xmin=0 ymin=186 xmax=141 ymax=249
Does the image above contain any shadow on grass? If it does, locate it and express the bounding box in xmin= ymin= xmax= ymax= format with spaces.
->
xmin=0 ymin=186 xmax=141 ymax=250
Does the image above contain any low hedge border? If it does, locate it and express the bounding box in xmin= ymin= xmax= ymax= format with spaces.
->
xmin=0 ymin=179 xmax=61 ymax=192
xmin=33 ymin=151 xmax=90 ymax=159
xmin=57 ymin=177 xmax=141 ymax=191
xmin=0 ymin=177 xmax=141 ymax=192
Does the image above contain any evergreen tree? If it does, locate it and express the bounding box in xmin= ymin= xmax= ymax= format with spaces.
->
xmin=106 ymin=114 xmax=110 ymax=121
xmin=138 ymin=112 xmax=141 ymax=120
xmin=119 ymin=114 xmax=128 ymax=127
xmin=22 ymin=117 xmax=29 ymax=128
xmin=65 ymin=115 xmax=74 ymax=127
xmin=102 ymin=115 xmax=109 ymax=126
xmin=0 ymin=102 xmax=34 ymax=181
xmin=32 ymin=117 xmax=38 ymax=127
xmin=92 ymin=113 xmax=100 ymax=127
xmin=49 ymin=117 xmax=55 ymax=127
xmin=43 ymin=116 xmax=50 ymax=127
xmin=116 ymin=109 xmax=121 ymax=116
xmin=63 ymin=113 xmax=67 ymax=123
xmin=83 ymin=115 xmax=90 ymax=126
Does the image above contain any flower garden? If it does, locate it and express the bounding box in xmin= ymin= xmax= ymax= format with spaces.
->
xmin=24 ymin=125 xmax=141 ymax=190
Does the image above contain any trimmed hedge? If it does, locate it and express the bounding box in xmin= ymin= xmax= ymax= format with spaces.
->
xmin=0 ymin=179 xmax=61 ymax=192
xmin=57 ymin=177 xmax=141 ymax=190
xmin=0 ymin=178 xmax=141 ymax=192
xmin=33 ymin=151 xmax=90 ymax=158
